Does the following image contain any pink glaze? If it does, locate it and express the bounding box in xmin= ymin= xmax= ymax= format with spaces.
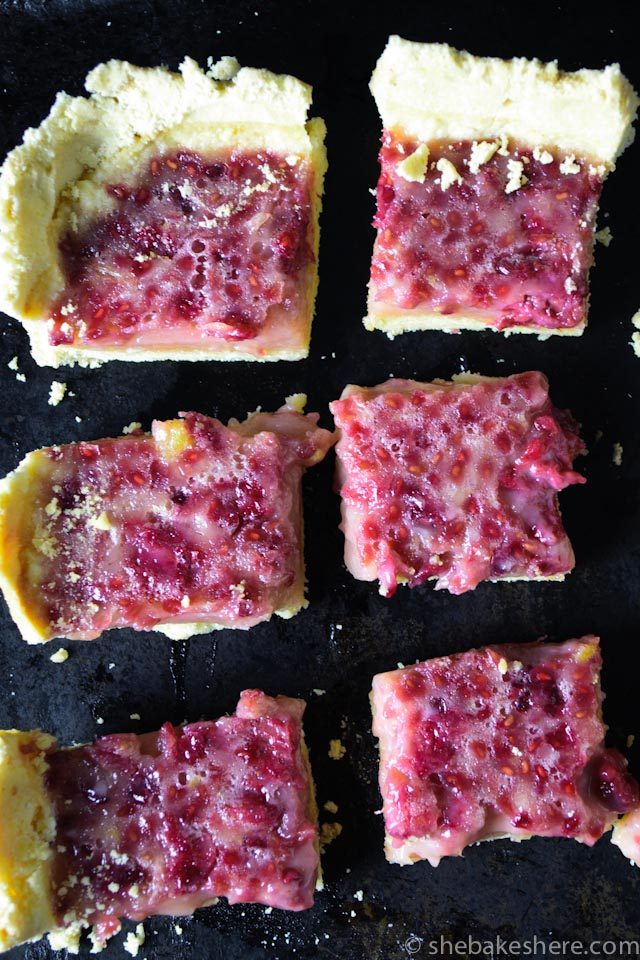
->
xmin=44 ymin=691 xmax=318 ymax=945
xmin=29 ymin=407 xmax=334 ymax=639
xmin=48 ymin=150 xmax=314 ymax=351
xmin=370 ymin=135 xmax=602 ymax=330
xmin=372 ymin=638 xmax=639 ymax=866
xmin=330 ymin=373 xmax=585 ymax=597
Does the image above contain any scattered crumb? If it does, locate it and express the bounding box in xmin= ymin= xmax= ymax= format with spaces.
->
xmin=559 ymin=154 xmax=581 ymax=175
xmin=353 ymin=889 xmax=364 ymax=901
xmin=595 ymin=226 xmax=613 ymax=246
xmin=323 ymin=800 xmax=338 ymax=814
xmin=436 ymin=157 xmax=462 ymax=191
xmin=123 ymin=923 xmax=145 ymax=957
xmin=397 ymin=662 xmax=405 ymax=669
xmin=612 ymin=443 xmax=623 ymax=466
xmin=129 ymin=713 xmax=141 ymax=721
xmin=174 ymin=924 xmax=183 ymax=935
xmin=122 ymin=421 xmax=142 ymax=435
xmin=74 ymin=416 xmax=82 ymax=423
xmin=49 ymin=648 xmax=69 ymax=664
xmin=505 ymin=158 xmax=528 ymax=194
xmin=319 ymin=822 xmax=343 ymax=849
xmin=628 ymin=734 xmax=635 ymax=749
xmin=48 ymin=381 xmax=67 ymax=406
xmin=498 ymin=657 xmax=508 ymax=675
xmin=7 ymin=356 xmax=18 ymax=370
xmin=328 ymin=739 xmax=346 ymax=760
xmin=96 ymin=717 xmax=104 ymax=725
xmin=312 ymin=689 xmax=326 ymax=696
xmin=15 ymin=373 xmax=26 ymax=382
xmin=264 ymin=907 xmax=272 ymax=915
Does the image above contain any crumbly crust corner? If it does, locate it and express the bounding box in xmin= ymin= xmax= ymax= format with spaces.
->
xmin=371 ymin=36 xmax=639 ymax=165
xmin=0 ymin=730 xmax=57 ymax=951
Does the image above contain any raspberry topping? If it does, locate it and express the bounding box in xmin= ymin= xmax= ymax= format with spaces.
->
xmin=47 ymin=150 xmax=314 ymax=352
xmin=372 ymin=638 xmax=639 ymax=866
xmin=370 ymin=135 xmax=602 ymax=330
xmin=45 ymin=692 xmax=318 ymax=945
xmin=331 ymin=373 xmax=585 ymax=596
xmin=25 ymin=407 xmax=334 ymax=639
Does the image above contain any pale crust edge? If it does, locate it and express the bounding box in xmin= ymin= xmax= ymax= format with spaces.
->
xmin=363 ymin=308 xmax=585 ymax=340
xmin=0 ymin=58 xmax=326 ymax=366
xmin=0 ymin=730 xmax=57 ymax=952
xmin=370 ymin=36 xmax=639 ymax=165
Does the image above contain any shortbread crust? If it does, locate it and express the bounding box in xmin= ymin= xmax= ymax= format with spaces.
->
xmin=0 ymin=57 xmax=326 ymax=365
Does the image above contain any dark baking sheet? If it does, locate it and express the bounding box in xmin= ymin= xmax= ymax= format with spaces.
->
xmin=2 ymin=1 xmax=640 ymax=957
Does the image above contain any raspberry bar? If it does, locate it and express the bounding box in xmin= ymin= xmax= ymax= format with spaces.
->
xmin=0 ymin=399 xmax=334 ymax=642
xmin=0 ymin=57 xmax=326 ymax=366
xmin=330 ymin=372 xmax=585 ymax=597
xmin=0 ymin=691 xmax=319 ymax=953
xmin=371 ymin=637 xmax=639 ymax=866
xmin=366 ymin=37 xmax=638 ymax=338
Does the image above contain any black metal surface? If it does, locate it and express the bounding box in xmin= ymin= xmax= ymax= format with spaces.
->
xmin=2 ymin=1 xmax=640 ymax=957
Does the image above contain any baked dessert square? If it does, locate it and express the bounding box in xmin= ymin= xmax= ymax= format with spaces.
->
xmin=371 ymin=637 xmax=639 ymax=866
xmin=366 ymin=37 xmax=638 ymax=338
xmin=330 ymin=372 xmax=585 ymax=597
xmin=0 ymin=690 xmax=319 ymax=953
xmin=0 ymin=398 xmax=334 ymax=642
xmin=0 ymin=57 xmax=326 ymax=366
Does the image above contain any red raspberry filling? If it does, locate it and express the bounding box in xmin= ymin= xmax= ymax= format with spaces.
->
xmin=330 ymin=373 xmax=585 ymax=597
xmin=47 ymin=150 xmax=314 ymax=349
xmin=372 ymin=639 xmax=639 ymax=865
xmin=45 ymin=691 xmax=318 ymax=945
xmin=370 ymin=134 xmax=602 ymax=330
xmin=29 ymin=407 xmax=334 ymax=639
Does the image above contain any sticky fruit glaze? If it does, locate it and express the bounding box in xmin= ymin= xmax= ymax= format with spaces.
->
xmin=45 ymin=691 xmax=318 ymax=945
xmin=330 ymin=372 xmax=585 ymax=597
xmin=27 ymin=406 xmax=334 ymax=639
xmin=370 ymin=135 xmax=602 ymax=330
xmin=372 ymin=638 xmax=639 ymax=865
xmin=48 ymin=150 xmax=314 ymax=351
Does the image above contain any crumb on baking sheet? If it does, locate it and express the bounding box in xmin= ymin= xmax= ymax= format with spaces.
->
xmin=123 ymin=923 xmax=145 ymax=957
xmin=312 ymin=688 xmax=326 ymax=696
xmin=612 ymin=442 xmax=623 ymax=466
xmin=353 ymin=889 xmax=364 ymax=901
xmin=49 ymin=647 xmax=69 ymax=664
xmin=129 ymin=713 xmax=141 ymax=721
xmin=328 ymin=738 xmax=346 ymax=760
xmin=7 ymin=355 xmax=18 ymax=370
xmin=122 ymin=421 xmax=142 ymax=434
xmin=174 ymin=924 xmax=183 ymax=935
xmin=48 ymin=380 xmax=67 ymax=406
xmin=323 ymin=800 xmax=338 ymax=813
xmin=595 ymin=226 xmax=613 ymax=246
xmin=319 ymin=821 xmax=343 ymax=849
xmin=628 ymin=734 xmax=636 ymax=749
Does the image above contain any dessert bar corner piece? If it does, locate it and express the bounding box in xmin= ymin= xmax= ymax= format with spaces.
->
xmin=0 ymin=691 xmax=319 ymax=953
xmin=371 ymin=637 xmax=639 ymax=867
xmin=330 ymin=372 xmax=585 ymax=597
xmin=0 ymin=398 xmax=335 ymax=643
xmin=366 ymin=36 xmax=638 ymax=337
xmin=0 ymin=57 xmax=327 ymax=366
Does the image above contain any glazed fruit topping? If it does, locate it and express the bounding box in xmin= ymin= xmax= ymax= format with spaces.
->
xmin=27 ymin=406 xmax=334 ymax=639
xmin=370 ymin=134 xmax=603 ymax=330
xmin=330 ymin=372 xmax=584 ymax=596
xmin=45 ymin=692 xmax=318 ymax=945
xmin=372 ymin=638 xmax=639 ymax=865
xmin=48 ymin=149 xmax=314 ymax=349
